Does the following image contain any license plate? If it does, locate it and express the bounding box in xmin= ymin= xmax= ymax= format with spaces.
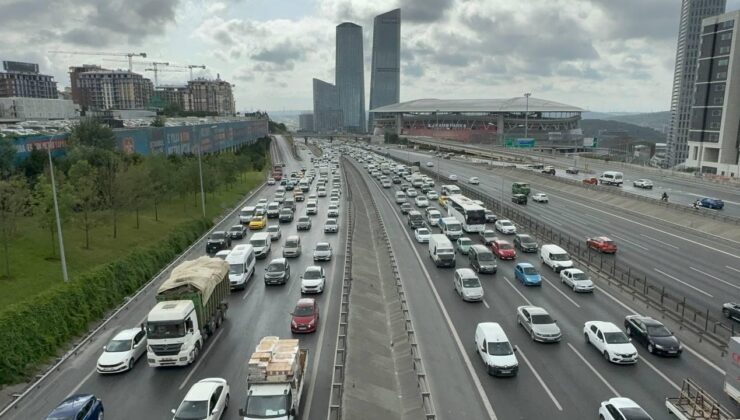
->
xmin=668 ymin=350 xmax=676 ymax=354
xmin=500 ymin=370 xmax=510 ymax=374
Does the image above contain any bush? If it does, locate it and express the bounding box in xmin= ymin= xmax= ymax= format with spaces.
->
xmin=0 ymin=218 xmax=210 ymax=384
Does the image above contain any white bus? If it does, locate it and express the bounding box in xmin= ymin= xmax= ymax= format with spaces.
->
xmin=446 ymin=194 xmax=486 ymax=233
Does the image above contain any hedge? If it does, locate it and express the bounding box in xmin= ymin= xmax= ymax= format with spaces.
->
xmin=0 ymin=218 xmax=211 ymax=385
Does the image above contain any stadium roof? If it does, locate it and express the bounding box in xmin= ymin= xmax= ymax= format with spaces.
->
xmin=370 ymin=97 xmax=584 ymax=113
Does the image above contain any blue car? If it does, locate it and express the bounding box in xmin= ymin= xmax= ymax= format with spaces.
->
xmin=697 ymin=197 xmax=724 ymax=210
xmin=514 ymin=263 xmax=541 ymax=286
xmin=46 ymin=394 xmax=104 ymax=420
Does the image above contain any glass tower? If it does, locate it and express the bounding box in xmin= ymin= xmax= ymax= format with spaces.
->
xmin=368 ymin=9 xmax=401 ymax=133
xmin=336 ymin=22 xmax=366 ymax=133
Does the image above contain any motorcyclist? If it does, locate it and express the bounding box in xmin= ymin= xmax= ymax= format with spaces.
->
xmin=661 ymin=192 xmax=668 ymax=202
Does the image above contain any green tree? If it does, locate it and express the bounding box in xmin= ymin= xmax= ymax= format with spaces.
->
xmin=118 ymin=164 xmax=151 ymax=229
xmin=68 ymin=160 xmax=100 ymax=249
xmin=68 ymin=118 xmax=116 ymax=150
xmin=31 ymin=172 xmax=72 ymax=258
xmin=151 ymin=115 xmax=166 ymax=127
xmin=146 ymin=155 xmax=173 ymax=221
xmin=21 ymin=146 xmax=47 ymax=181
xmin=96 ymin=151 xmax=123 ymax=239
xmin=0 ymin=177 xmax=30 ymax=278
xmin=163 ymin=102 xmax=184 ymax=117
xmin=0 ymin=137 xmax=16 ymax=179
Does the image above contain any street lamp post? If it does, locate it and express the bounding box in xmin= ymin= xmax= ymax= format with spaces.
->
xmin=197 ymin=145 xmax=206 ymax=218
xmin=436 ymin=109 xmax=440 ymax=180
xmin=524 ymin=92 xmax=531 ymax=139
xmin=47 ymin=135 xmax=69 ymax=282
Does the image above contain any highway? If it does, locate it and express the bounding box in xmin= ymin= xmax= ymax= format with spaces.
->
xmin=384 ymin=147 xmax=740 ymax=321
xmin=341 ymin=145 xmax=740 ymax=419
xmin=6 ymin=137 xmax=346 ymax=420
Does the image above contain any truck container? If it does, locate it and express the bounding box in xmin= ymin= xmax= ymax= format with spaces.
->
xmin=146 ymin=256 xmax=229 ymax=367
xmin=512 ymin=182 xmax=531 ymax=196
xmin=666 ymin=378 xmax=735 ymax=420
xmin=272 ymin=164 xmax=283 ymax=181
xmin=725 ymin=336 xmax=740 ymax=404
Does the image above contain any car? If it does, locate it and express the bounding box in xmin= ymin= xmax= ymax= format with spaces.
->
xmin=426 ymin=161 xmax=434 ymax=167
xmin=206 ymin=231 xmax=232 ymax=254
xmin=313 ymin=242 xmax=333 ymax=261
xmin=171 ymin=378 xmax=229 ymax=420
xmin=633 ymin=179 xmax=653 ymax=189
xmin=514 ymin=263 xmax=541 ymax=286
xmin=96 ymin=327 xmax=147 ymax=373
xmin=532 ymin=193 xmax=549 ymax=203
xmin=426 ymin=209 xmax=442 ymax=226
xmin=565 ymin=167 xmax=579 ymax=174
xmin=284 ymin=182 xmax=294 ymax=191
xmin=381 ymin=179 xmax=392 ymax=188
xmin=257 ymin=198 xmax=268 ymax=206
xmin=267 ymin=177 xmax=276 ymax=185
xmin=456 ymin=237 xmax=474 ymax=254
xmin=294 ymin=192 xmax=305 ymax=202
xmin=491 ymin=239 xmax=516 ymax=260
xmin=624 ymin=315 xmax=682 ymax=356
xmin=438 ymin=195 xmax=449 ymax=206
xmin=406 ymin=188 xmax=418 ymax=197
xmin=214 ymin=250 xmax=230 ymax=260
xmin=279 ymin=208 xmax=294 ymax=223
xmin=448 ymin=174 xmax=458 ymax=181
xmin=454 ymin=268 xmax=484 ymax=302
xmin=327 ymin=204 xmax=340 ymax=218
xmin=267 ymin=224 xmax=282 ymax=241
xmin=583 ymin=321 xmax=638 ymax=364
xmin=484 ymin=209 xmax=497 ymax=223
xmin=317 ymin=188 xmax=327 ymax=197
xmin=415 ymin=227 xmax=432 ymax=243
xmin=280 ymin=179 xmax=287 ymax=185
xmin=282 ymin=235 xmax=302 ymax=258
xmin=324 ymin=218 xmax=339 ymax=233
xmin=248 ymin=213 xmax=268 ymax=230
xmin=264 ymin=258 xmax=290 ymax=285
xmin=329 ymin=196 xmax=341 ymax=207
xmin=542 ymin=166 xmax=556 ymax=175
xmin=582 ymin=177 xmax=598 ymax=185
xmin=301 ymin=265 xmax=326 ymax=294
xmin=696 ymin=197 xmax=725 ymax=210
xmin=560 ymin=268 xmax=594 ymax=292
xmin=723 ymin=302 xmax=740 ymax=321
xmin=511 ymin=194 xmax=527 ymax=205
xmin=599 ymin=398 xmax=653 ymax=420
xmin=513 ymin=234 xmax=538 ymax=253
xmin=400 ymin=202 xmax=413 ymax=214
xmin=587 ymin=236 xmax=617 ymax=253
xmin=46 ymin=394 xmax=104 ymax=420
xmin=291 ymin=298 xmax=320 ymax=333
xmin=296 ymin=215 xmax=312 ymax=230
xmin=494 ymin=219 xmax=516 ymax=234
xmin=426 ymin=190 xmax=439 ymax=200
xmin=479 ymin=229 xmax=497 ymax=245
xmin=227 ymin=224 xmax=247 ymax=240
xmin=392 ymin=176 xmax=402 ymax=184
xmin=469 ymin=177 xmax=480 ymax=185
xmin=516 ymin=306 xmax=561 ymax=342
xmin=414 ymin=196 xmax=430 ymax=208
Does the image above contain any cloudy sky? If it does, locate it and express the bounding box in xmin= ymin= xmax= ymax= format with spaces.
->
xmin=2 ymin=0 xmax=740 ymax=113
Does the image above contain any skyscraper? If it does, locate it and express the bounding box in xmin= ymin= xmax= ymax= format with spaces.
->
xmin=368 ymin=9 xmax=401 ymax=133
xmin=336 ymin=22 xmax=365 ymax=133
xmin=313 ymin=78 xmax=342 ymax=132
xmin=666 ymin=0 xmax=726 ymax=167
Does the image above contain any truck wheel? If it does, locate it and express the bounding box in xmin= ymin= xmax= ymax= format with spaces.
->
xmin=193 ymin=343 xmax=201 ymax=362
xmin=723 ymin=308 xmax=730 ymax=318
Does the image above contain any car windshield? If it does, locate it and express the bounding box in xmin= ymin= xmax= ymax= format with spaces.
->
xmin=484 ymin=231 xmax=495 ymax=238
xmin=251 ymin=216 xmax=263 ymax=221
xmin=268 ymin=226 xmax=278 ymax=232
xmin=522 ymin=266 xmax=538 ymax=275
xmin=146 ymin=321 xmax=186 ymax=339
xmin=327 ymin=220 xmax=337 ymax=226
xmin=230 ymin=226 xmax=242 ymax=232
xmin=211 ymin=232 xmax=225 ymax=240
xmin=244 ymin=394 xmax=289 ymax=418
xmin=229 ymin=264 xmax=244 ymax=275
xmin=173 ymin=400 xmax=208 ymax=420
xmin=531 ymin=314 xmax=554 ymax=324
xmin=498 ymin=243 xmax=513 ymax=250
xmin=240 ymin=210 xmax=253 ymax=218
xmin=477 ymin=252 xmax=494 ymax=261
xmin=501 ymin=221 xmax=513 ymax=227
xmin=620 ymin=407 xmax=653 ymax=420
xmin=286 ymin=240 xmax=299 ymax=247
xmin=467 ymin=209 xmax=486 ymax=225
xmin=304 ymin=270 xmax=321 ymax=279
xmin=299 ymin=218 xmax=309 ymax=223
xmin=647 ymin=325 xmax=672 ymax=337
xmin=429 ymin=211 xmax=440 ymax=217
xmin=462 ymin=277 xmax=480 ymax=288
xmin=602 ymin=240 xmax=615 ymax=245
xmin=316 ymin=244 xmax=330 ymax=251
xmin=571 ymin=272 xmax=589 ymax=280
xmin=518 ymin=235 xmax=533 ymax=242
xmin=447 ymin=222 xmax=462 ymax=231
xmin=294 ymin=305 xmax=314 ymax=316
xmin=417 ymin=229 xmax=429 ymax=235
xmin=550 ymin=253 xmax=570 ymax=261
xmin=267 ymin=263 xmax=284 ymax=272
xmin=250 ymin=239 xmax=266 ymax=247
xmin=604 ymin=332 xmax=630 ymax=344
xmin=487 ymin=342 xmax=513 ymax=356
xmin=105 ymin=339 xmax=132 ymax=352
xmin=459 ymin=238 xmax=472 ymax=246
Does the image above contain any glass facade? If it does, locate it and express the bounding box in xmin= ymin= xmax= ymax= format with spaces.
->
xmin=312 ymin=78 xmax=342 ymax=133
xmin=336 ymin=22 xmax=366 ymax=133
xmin=368 ymin=9 xmax=401 ymax=132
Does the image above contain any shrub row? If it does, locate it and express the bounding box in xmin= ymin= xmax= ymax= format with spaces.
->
xmin=0 ymin=218 xmax=211 ymax=385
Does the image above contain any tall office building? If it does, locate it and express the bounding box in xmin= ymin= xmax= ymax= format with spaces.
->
xmin=0 ymin=61 xmax=57 ymax=98
xmin=312 ymin=78 xmax=342 ymax=132
xmin=684 ymin=10 xmax=740 ymax=177
xmin=666 ymin=0 xmax=726 ymax=167
xmin=368 ymin=9 xmax=401 ymax=132
xmin=336 ymin=22 xmax=365 ymax=133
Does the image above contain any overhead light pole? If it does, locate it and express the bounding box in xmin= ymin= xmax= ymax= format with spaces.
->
xmin=47 ymin=135 xmax=68 ymax=282
xmin=524 ymin=92 xmax=531 ymax=139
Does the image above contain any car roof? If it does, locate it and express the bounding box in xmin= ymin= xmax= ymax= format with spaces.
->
xmin=305 ymin=265 xmax=322 ymax=272
xmin=112 ymin=328 xmax=141 ymax=341
xmin=562 ymin=268 xmax=584 ymax=274
xmin=587 ymin=321 xmax=621 ymax=332
xmin=296 ymin=298 xmax=315 ymax=307
xmin=286 ymin=235 xmax=300 ymax=241
xmin=630 ymin=316 xmax=662 ymax=327
xmin=456 ymin=268 xmax=477 ymax=278
xmin=316 ymin=242 xmax=330 ymax=246
xmin=608 ymin=397 xmax=641 ymax=409
xmin=184 ymin=378 xmax=226 ymax=401
xmin=493 ymin=239 xmax=510 ymax=245
xmin=517 ymin=262 xmax=534 ymax=269
xmin=269 ymin=258 xmax=286 ymax=264
xmin=230 ymin=224 xmax=243 ymax=229
xmin=49 ymin=394 xmax=96 ymax=416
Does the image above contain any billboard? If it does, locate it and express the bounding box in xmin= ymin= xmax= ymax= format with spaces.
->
xmin=505 ymin=138 xmax=536 ymax=148
xmin=583 ymin=137 xmax=597 ymax=147
xmin=3 ymin=61 xmax=39 ymax=73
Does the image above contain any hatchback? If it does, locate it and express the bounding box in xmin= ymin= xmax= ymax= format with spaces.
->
xmin=514 ymin=263 xmax=541 ymax=286
xmin=46 ymin=395 xmax=104 ymax=420
xmin=291 ymin=298 xmax=319 ymax=333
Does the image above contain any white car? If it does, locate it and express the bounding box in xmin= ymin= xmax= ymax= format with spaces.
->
xmin=406 ymin=188 xmax=418 ymax=197
xmin=584 ymin=321 xmax=638 ymax=364
xmin=327 ymin=204 xmax=340 ymax=218
xmin=172 ymin=378 xmax=229 ymax=420
xmin=313 ymin=242 xmax=333 ymax=261
xmin=267 ymin=178 xmax=276 ymax=185
xmin=516 ymin=306 xmax=561 ymax=342
xmin=448 ymin=174 xmax=458 ymax=181
xmin=426 ymin=190 xmax=439 ymax=200
xmin=266 ymin=224 xmax=281 ymax=241
xmin=633 ymin=179 xmax=654 ymax=189
xmin=96 ymin=328 xmax=147 ymax=373
xmin=214 ymin=250 xmax=231 ymax=260
xmin=329 ymin=196 xmax=340 ymax=207
xmin=469 ymin=177 xmax=480 ymax=185
xmin=415 ymin=196 xmax=429 ymax=208
xmin=532 ymin=193 xmax=549 ymax=203
xmin=317 ymin=188 xmax=327 ymax=196
xmin=494 ymin=219 xmax=517 ymax=234
xmin=599 ymin=398 xmax=653 ymax=420
xmin=257 ymin=198 xmax=268 ymax=206
xmin=426 ymin=209 xmax=442 ymax=226
xmin=324 ymin=218 xmax=338 ymax=233
xmin=415 ymin=227 xmax=431 ymax=243
xmin=426 ymin=161 xmax=434 ymax=167
xmin=301 ymin=265 xmax=326 ymax=294
xmin=560 ymin=268 xmax=594 ymax=292
xmin=454 ymin=268 xmax=484 ymax=302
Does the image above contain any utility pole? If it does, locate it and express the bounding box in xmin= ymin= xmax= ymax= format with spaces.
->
xmin=524 ymin=92 xmax=531 ymax=139
xmin=197 ymin=145 xmax=206 ymax=218
xmin=47 ymin=135 xmax=69 ymax=282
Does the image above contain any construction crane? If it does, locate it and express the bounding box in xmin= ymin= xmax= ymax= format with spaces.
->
xmin=142 ymin=62 xmax=170 ymax=86
xmin=145 ymin=67 xmax=186 ymax=86
xmin=48 ymin=50 xmax=147 ymax=71
xmin=167 ymin=64 xmax=207 ymax=81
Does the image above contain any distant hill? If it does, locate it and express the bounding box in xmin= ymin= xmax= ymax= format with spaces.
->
xmin=580 ymin=119 xmax=667 ymax=144
xmin=583 ymin=111 xmax=670 ymax=134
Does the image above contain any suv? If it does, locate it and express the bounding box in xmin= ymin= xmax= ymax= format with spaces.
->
xmin=313 ymin=242 xmax=333 ymax=261
xmin=297 ymin=216 xmax=312 ymax=230
xmin=282 ymin=235 xmax=301 ymax=258
xmin=279 ymin=208 xmax=294 ymax=223
xmin=264 ymin=258 xmax=290 ymax=285
xmin=407 ymin=210 xmax=425 ymax=229
xmin=301 ymin=266 xmax=326 ymax=294
xmin=206 ymin=231 xmax=231 ymax=254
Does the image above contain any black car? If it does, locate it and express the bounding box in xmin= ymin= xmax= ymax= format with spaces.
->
xmin=280 ymin=179 xmax=287 ymax=186
xmin=407 ymin=211 xmax=425 ymax=229
xmin=285 ymin=182 xmax=295 ymax=191
xmin=723 ymin=302 xmax=740 ymax=321
xmin=392 ymin=177 xmax=401 ymax=184
xmin=264 ymin=258 xmax=290 ymax=285
xmin=206 ymin=231 xmax=231 ymax=254
xmin=511 ymin=194 xmax=527 ymax=205
xmin=228 ymin=224 xmax=247 ymax=239
xmin=624 ymin=315 xmax=682 ymax=356
xmin=513 ymin=234 xmax=538 ymax=252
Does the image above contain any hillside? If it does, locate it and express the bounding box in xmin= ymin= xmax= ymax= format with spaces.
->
xmin=580 ymin=119 xmax=667 ymax=144
xmin=583 ymin=111 xmax=671 ymax=133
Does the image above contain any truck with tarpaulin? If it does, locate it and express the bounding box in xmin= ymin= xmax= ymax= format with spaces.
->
xmin=512 ymin=182 xmax=531 ymax=196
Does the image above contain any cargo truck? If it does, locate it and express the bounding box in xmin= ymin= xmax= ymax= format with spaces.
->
xmin=272 ymin=164 xmax=283 ymax=181
xmin=146 ymin=256 xmax=230 ymax=367
xmin=725 ymin=336 xmax=740 ymax=405
xmin=512 ymin=182 xmax=531 ymax=196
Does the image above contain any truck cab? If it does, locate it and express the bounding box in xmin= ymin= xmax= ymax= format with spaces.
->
xmin=146 ymin=300 xmax=202 ymax=367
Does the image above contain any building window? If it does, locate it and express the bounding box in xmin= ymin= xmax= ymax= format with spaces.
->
xmin=710 ymin=122 xmax=721 ymax=129
xmin=714 ymin=96 xmax=724 ymax=105
xmin=721 ymin=32 xmax=732 ymax=40
xmin=711 ymin=109 xmax=722 ymax=117
xmin=720 ymin=46 xmax=730 ymax=54
xmin=717 ymin=72 xmax=727 ymax=79
xmin=718 ymin=58 xmax=729 ymax=66
xmin=714 ymin=84 xmax=725 ymax=91
xmin=721 ymin=20 xmax=735 ymax=29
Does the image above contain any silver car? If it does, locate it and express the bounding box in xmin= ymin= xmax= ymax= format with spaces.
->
xmin=282 ymin=235 xmax=302 ymax=258
xmin=313 ymin=242 xmax=333 ymax=261
xmin=516 ymin=306 xmax=562 ymax=342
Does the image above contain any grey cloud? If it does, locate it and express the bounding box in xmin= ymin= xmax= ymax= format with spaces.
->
xmin=61 ymin=28 xmax=113 ymax=47
xmin=401 ymin=0 xmax=453 ymax=22
xmin=589 ymin=0 xmax=680 ymax=41
xmin=251 ymin=40 xmax=305 ymax=65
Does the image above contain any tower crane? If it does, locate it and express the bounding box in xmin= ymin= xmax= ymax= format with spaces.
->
xmin=144 ymin=68 xmax=186 ymax=87
xmin=48 ymin=50 xmax=147 ymax=71
xmin=101 ymin=59 xmax=170 ymax=85
xmin=167 ymin=64 xmax=207 ymax=80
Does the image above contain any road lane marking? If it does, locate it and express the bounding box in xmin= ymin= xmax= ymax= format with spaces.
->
xmin=538 ymin=215 xmax=562 ymax=226
xmin=685 ymin=192 xmax=740 ymax=206
xmin=637 ymin=352 xmax=681 ymax=392
xmin=640 ymin=234 xmax=679 ymax=250
xmin=541 ymin=276 xmax=580 ymax=308
xmin=726 ymin=265 xmax=740 ymax=274
xmin=653 ymin=268 xmax=713 ymax=298
xmin=503 ymin=276 xmax=533 ymax=305
xmin=516 ymin=346 xmax=563 ymax=411
xmin=610 ymin=234 xmax=649 ymax=251
xmin=178 ymin=329 xmax=225 ymax=390
xmin=689 ymin=266 xmax=740 ymax=291
xmin=65 ymin=369 xmax=96 ymax=399
xmin=483 ymin=299 xmax=490 ymax=309
xmin=567 ymin=342 xmax=620 ymax=397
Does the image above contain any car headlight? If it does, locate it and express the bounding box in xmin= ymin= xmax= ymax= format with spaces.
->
xmin=291 ymin=320 xmax=297 ymax=327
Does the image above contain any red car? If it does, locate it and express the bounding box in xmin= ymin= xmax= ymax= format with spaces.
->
xmin=582 ymin=177 xmax=598 ymax=185
xmin=490 ymin=239 xmax=517 ymax=260
xmin=291 ymin=298 xmax=319 ymax=333
xmin=587 ymin=236 xmax=617 ymax=253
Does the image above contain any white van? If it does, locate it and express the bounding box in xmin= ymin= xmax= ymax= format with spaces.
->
xmin=441 ymin=184 xmax=461 ymax=196
xmin=429 ymin=234 xmax=456 ymax=268
xmin=395 ymin=190 xmax=407 ymax=204
xmin=539 ymin=244 xmax=574 ymax=272
xmin=599 ymin=171 xmax=624 ymax=186
xmin=249 ymin=232 xmax=271 ymax=259
xmin=225 ymin=244 xmax=255 ymax=290
xmin=239 ymin=206 xmax=256 ymax=224
xmin=439 ymin=217 xmax=463 ymax=240
xmin=475 ymin=322 xmax=518 ymax=376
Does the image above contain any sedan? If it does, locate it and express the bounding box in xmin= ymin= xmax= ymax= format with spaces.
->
xmin=484 ymin=209 xmax=497 ymax=223
xmin=96 ymin=328 xmax=147 ymax=374
xmin=587 ymin=236 xmax=617 ymax=253
xmin=266 ymin=224 xmax=282 ymax=241
xmin=560 ymin=268 xmax=594 ymax=293
xmin=532 ymin=193 xmax=549 ymax=203
xmin=514 ymin=263 xmax=541 ymax=286
xmin=633 ymin=179 xmax=653 ymax=189
xmin=406 ymin=188 xmax=418 ymax=197
xmin=696 ymin=197 xmax=724 ymax=210
xmin=469 ymin=177 xmax=480 ymax=185
xmin=296 ymin=216 xmax=312 ymax=230
xmin=448 ymin=174 xmax=458 ymax=181
xmin=599 ymin=398 xmax=653 ymax=420
xmin=479 ymin=229 xmax=497 ymax=245
xmin=278 ymin=208 xmax=294 ymax=223
xmin=426 ymin=190 xmax=439 ymax=200
xmin=291 ymin=298 xmax=319 ymax=333
xmin=513 ymin=234 xmax=538 ymax=252
xmin=415 ymin=227 xmax=431 ymax=243
xmin=313 ymin=242 xmax=333 ymax=261
xmin=46 ymin=395 xmax=104 ymax=420
xmin=206 ymin=231 xmax=232 ymax=254
xmin=400 ymin=202 xmax=413 ymax=214
xmin=228 ymin=224 xmax=247 ymax=240
xmin=324 ymin=218 xmax=339 ymax=233
xmin=624 ymin=315 xmax=682 ymax=356
xmin=723 ymin=302 xmax=740 ymax=321
xmin=494 ymin=219 xmax=516 ymax=234
xmin=267 ymin=177 xmax=276 ymax=185
xmin=584 ymin=321 xmax=638 ymax=364
xmin=172 ymin=378 xmax=229 ymax=420
xmin=517 ymin=306 xmax=561 ymax=342
xmin=249 ymin=214 xmax=268 ymax=230
xmin=327 ymin=204 xmax=340 ymax=218
xmin=456 ymin=237 xmax=473 ymax=255
xmin=426 ymin=161 xmax=434 ymax=167
xmin=414 ymin=196 xmax=429 ymax=208
xmin=453 ymin=268 xmax=484 ymax=302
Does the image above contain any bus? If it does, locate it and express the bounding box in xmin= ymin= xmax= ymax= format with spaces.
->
xmin=446 ymin=194 xmax=486 ymax=233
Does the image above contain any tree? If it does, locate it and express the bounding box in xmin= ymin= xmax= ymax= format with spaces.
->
xmin=96 ymin=151 xmax=123 ymax=238
xmin=68 ymin=118 xmax=116 ymax=150
xmin=0 ymin=177 xmax=30 ymax=278
xmin=0 ymin=137 xmax=16 ymax=179
xmin=31 ymin=172 xmax=72 ymax=258
xmin=151 ymin=115 xmax=166 ymax=127
xmin=163 ymin=102 xmax=184 ymax=117
xmin=146 ymin=156 xmax=173 ymax=221
xmin=118 ymin=164 xmax=151 ymax=229
xmin=68 ymin=160 xmax=100 ymax=249
xmin=21 ymin=146 xmax=47 ymax=181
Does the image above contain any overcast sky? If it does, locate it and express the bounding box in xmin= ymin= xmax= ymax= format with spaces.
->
xmin=2 ymin=0 xmax=740 ymax=113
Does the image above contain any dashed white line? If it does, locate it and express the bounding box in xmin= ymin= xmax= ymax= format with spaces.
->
xmin=502 ymin=276 xmax=533 ymax=305
xmin=178 ymin=329 xmax=225 ymax=390
xmin=638 ymin=352 xmax=681 ymax=392
xmin=610 ymin=234 xmax=649 ymax=251
xmin=567 ymin=342 xmax=620 ymax=397
xmin=541 ymin=276 xmax=580 ymax=308
xmin=640 ymin=234 xmax=679 ymax=250
xmin=726 ymin=265 xmax=740 ymax=274
xmin=538 ymin=215 xmax=562 ymax=226
xmin=516 ymin=346 xmax=563 ymax=411
xmin=483 ymin=299 xmax=490 ymax=309
xmin=653 ymin=268 xmax=713 ymax=298
xmin=689 ymin=266 xmax=740 ymax=291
